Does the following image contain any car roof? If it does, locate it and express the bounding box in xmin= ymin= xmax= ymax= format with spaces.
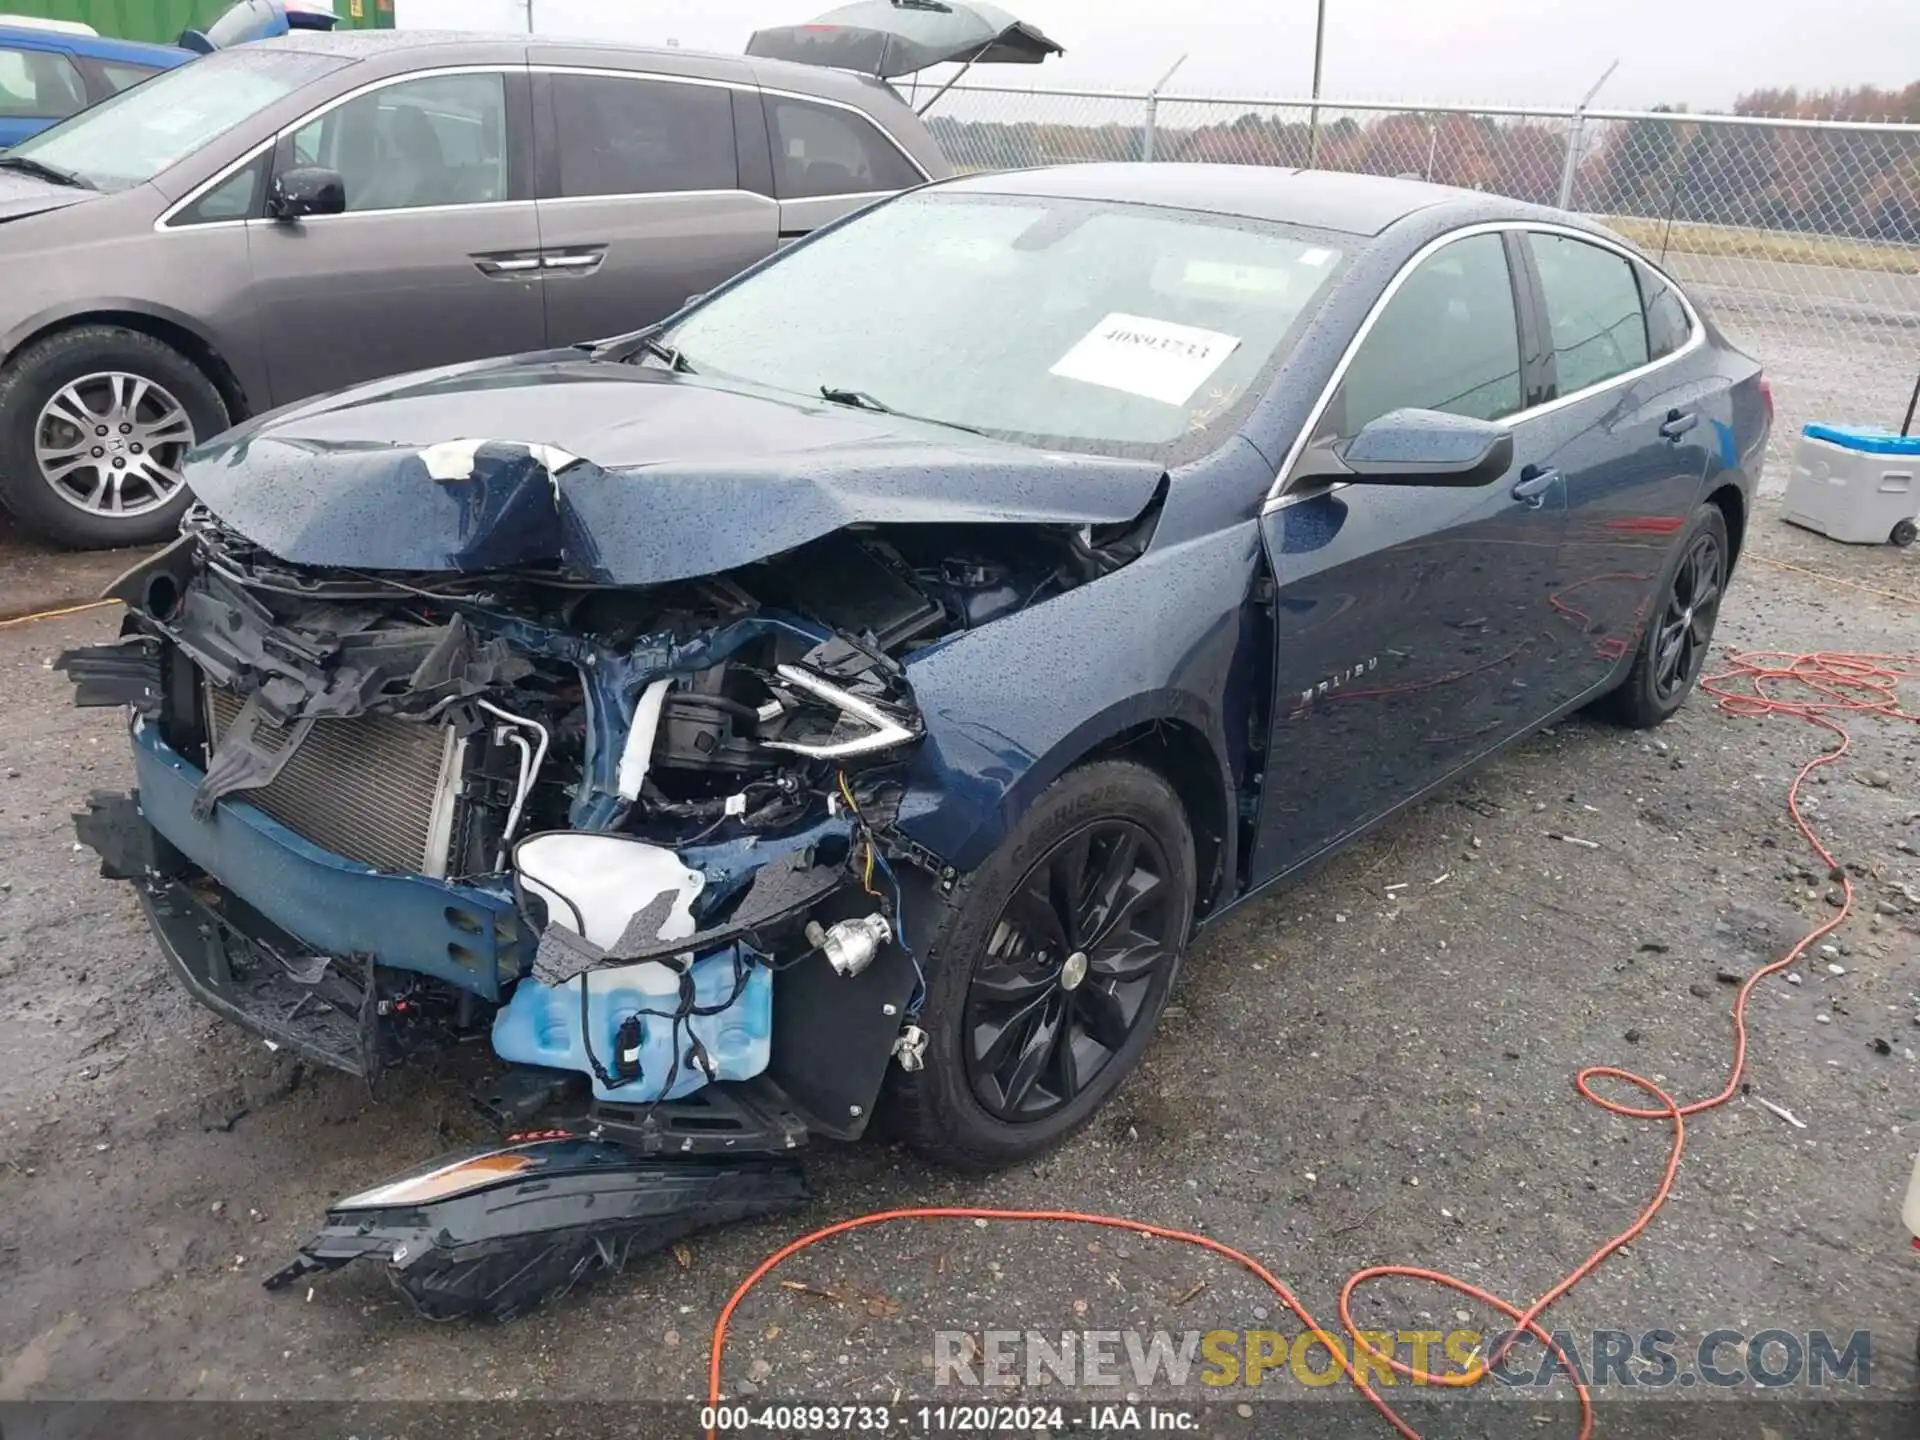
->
xmin=0 ymin=24 xmax=189 ymax=65
xmin=257 ymin=27 xmax=907 ymax=107
xmin=939 ymin=162 xmax=1523 ymax=236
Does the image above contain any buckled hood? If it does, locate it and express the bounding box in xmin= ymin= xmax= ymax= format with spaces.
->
xmin=183 ymin=354 xmax=1165 ymax=585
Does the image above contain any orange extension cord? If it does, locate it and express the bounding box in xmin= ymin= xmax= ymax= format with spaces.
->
xmin=709 ymin=648 xmax=1920 ymax=1440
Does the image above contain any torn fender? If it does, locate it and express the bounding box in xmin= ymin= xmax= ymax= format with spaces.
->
xmin=184 ymin=357 xmax=1166 ymax=584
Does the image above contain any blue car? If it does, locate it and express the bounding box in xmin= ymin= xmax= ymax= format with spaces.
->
xmin=0 ymin=2 xmax=337 ymax=148
xmin=0 ymin=21 xmax=188 ymax=147
xmin=61 ymin=163 xmax=1769 ymax=1305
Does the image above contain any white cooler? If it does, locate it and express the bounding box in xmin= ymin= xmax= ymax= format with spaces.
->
xmin=1780 ymin=424 xmax=1920 ymax=547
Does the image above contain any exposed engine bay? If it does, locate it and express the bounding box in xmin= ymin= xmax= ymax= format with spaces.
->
xmin=62 ymin=499 xmax=1158 ymax=1110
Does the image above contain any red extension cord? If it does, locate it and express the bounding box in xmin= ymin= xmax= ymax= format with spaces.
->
xmin=709 ymin=649 xmax=1920 ymax=1440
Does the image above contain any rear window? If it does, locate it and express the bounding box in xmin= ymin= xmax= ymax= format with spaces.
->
xmin=766 ymin=96 xmax=922 ymax=199
xmin=96 ymin=60 xmax=167 ymax=94
xmin=0 ymin=46 xmax=87 ymax=120
xmin=1528 ymin=233 xmax=1651 ymax=395
xmin=1638 ymin=265 xmax=1692 ymax=361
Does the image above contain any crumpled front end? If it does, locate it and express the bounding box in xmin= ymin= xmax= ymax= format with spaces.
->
xmin=60 ymin=463 xmax=1157 ymax=1135
xmin=60 ymin=504 xmax=930 ymax=1122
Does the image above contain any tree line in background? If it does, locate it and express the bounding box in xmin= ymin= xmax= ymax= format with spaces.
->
xmin=926 ymin=83 xmax=1920 ymax=243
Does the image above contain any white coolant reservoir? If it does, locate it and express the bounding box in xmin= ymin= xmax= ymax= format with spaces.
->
xmin=512 ymin=832 xmax=704 ymax=949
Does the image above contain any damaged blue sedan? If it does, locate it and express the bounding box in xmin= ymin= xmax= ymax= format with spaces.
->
xmin=60 ymin=163 xmax=1769 ymax=1316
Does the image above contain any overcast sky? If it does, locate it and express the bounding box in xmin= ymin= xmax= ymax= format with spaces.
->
xmin=394 ymin=0 xmax=1920 ymax=110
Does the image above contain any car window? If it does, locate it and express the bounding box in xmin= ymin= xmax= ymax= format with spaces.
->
xmin=288 ymin=73 xmax=508 ymax=213
xmin=766 ymin=96 xmax=921 ymax=199
xmin=0 ymin=46 xmax=88 ymax=120
xmin=1638 ymin=264 xmax=1692 ymax=361
xmin=9 ymin=48 xmax=342 ymax=192
xmin=663 ymin=191 xmax=1347 ymax=465
xmin=1333 ymin=231 xmax=1522 ymax=436
xmin=95 ymin=60 xmax=164 ymax=95
xmin=551 ymin=74 xmax=736 ymax=198
xmin=1529 ymin=233 xmax=1650 ymax=395
xmin=174 ymin=152 xmax=265 ymax=224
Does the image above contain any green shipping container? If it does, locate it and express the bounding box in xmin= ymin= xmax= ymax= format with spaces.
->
xmin=0 ymin=0 xmax=392 ymax=46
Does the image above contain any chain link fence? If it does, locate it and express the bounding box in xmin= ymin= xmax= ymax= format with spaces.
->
xmin=916 ymin=84 xmax=1920 ymax=489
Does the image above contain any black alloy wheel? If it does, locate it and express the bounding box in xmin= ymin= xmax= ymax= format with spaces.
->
xmin=883 ymin=759 xmax=1195 ymax=1171
xmin=1592 ymin=501 xmax=1730 ymax=730
xmin=1652 ymin=528 xmax=1724 ymax=702
xmin=963 ymin=820 xmax=1179 ymax=1122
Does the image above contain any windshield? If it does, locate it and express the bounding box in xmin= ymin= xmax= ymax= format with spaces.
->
xmin=8 ymin=48 xmax=342 ymax=193
xmin=661 ymin=192 xmax=1348 ymax=463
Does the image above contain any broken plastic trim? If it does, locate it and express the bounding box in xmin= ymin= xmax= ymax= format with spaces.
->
xmin=761 ymin=663 xmax=920 ymax=760
xmin=264 ymin=1138 xmax=807 ymax=1320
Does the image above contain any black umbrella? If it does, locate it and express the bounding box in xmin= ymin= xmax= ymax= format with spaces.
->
xmin=746 ymin=0 xmax=1064 ymax=80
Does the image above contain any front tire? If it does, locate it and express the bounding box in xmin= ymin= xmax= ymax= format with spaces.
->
xmin=1593 ymin=502 xmax=1729 ymax=729
xmin=884 ymin=759 xmax=1195 ymax=1172
xmin=0 ymin=325 xmax=227 ymax=549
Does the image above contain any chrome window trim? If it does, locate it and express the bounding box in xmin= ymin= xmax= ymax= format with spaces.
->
xmin=1263 ymin=219 xmax=1706 ymax=511
xmin=156 ymin=60 xmax=930 ymax=231
xmin=537 ymin=188 xmax=778 ymax=208
xmin=156 ymin=63 xmax=520 ymax=232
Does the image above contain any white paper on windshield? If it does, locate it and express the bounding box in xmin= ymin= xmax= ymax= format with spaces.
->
xmin=1049 ymin=313 xmax=1241 ymax=407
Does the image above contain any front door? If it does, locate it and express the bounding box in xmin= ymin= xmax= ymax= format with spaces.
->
xmin=1250 ymin=229 xmax=1570 ymax=881
xmin=250 ymin=68 xmax=547 ymax=406
xmin=531 ymin=69 xmax=777 ymax=346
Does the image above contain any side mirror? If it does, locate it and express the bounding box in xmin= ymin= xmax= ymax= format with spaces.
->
xmin=268 ymin=166 xmax=346 ymax=221
xmin=1296 ymin=408 xmax=1514 ymax=488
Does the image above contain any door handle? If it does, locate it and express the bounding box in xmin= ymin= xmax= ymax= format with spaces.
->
xmin=1659 ymin=409 xmax=1699 ymax=441
xmin=472 ymin=254 xmax=541 ymax=277
xmin=541 ymin=249 xmax=606 ymax=275
xmin=1512 ymin=465 xmax=1560 ymax=504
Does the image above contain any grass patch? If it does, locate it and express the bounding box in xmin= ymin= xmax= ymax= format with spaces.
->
xmin=1598 ymin=215 xmax=1920 ymax=273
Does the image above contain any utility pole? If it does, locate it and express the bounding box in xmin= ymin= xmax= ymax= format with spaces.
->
xmin=1556 ymin=58 xmax=1619 ymax=210
xmin=1141 ymin=53 xmax=1187 ymax=163
xmin=524 ymin=0 xmax=535 ymax=33
xmin=1306 ymin=0 xmax=1328 ymax=168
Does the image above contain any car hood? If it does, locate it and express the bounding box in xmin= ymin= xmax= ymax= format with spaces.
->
xmin=0 ymin=169 xmax=97 ymax=224
xmin=186 ymin=355 xmax=1167 ymax=585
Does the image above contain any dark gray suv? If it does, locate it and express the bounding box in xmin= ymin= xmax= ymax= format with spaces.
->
xmin=0 ymin=30 xmax=949 ymax=547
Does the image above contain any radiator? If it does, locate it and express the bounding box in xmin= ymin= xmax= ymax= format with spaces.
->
xmin=205 ymin=686 xmax=467 ymax=877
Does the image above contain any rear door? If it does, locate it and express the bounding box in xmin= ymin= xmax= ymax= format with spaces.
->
xmin=1518 ymin=230 xmax=1718 ymax=703
xmin=249 ymin=67 xmax=547 ymax=406
xmin=531 ymin=65 xmax=777 ymax=346
xmin=760 ymin=89 xmax=930 ymax=241
xmin=0 ymin=40 xmax=90 ymax=147
xmin=1250 ymin=228 xmax=1570 ymax=881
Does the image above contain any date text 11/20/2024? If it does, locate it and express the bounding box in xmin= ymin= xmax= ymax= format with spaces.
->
xmin=703 ymin=1404 xmax=1197 ymax=1432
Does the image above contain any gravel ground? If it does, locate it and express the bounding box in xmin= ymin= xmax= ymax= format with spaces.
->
xmin=0 ymin=510 xmax=1916 ymax=1437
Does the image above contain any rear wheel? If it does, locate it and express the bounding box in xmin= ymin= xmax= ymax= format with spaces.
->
xmin=1592 ymin=502 xmax=1728 ymax=729
xmin=0 ymin=326 xmax=227 ymax=549
xmin=883 ymin=760 xmax=1195 ymax=1172
xmin=1893 ymin=518 xmax=1917 ymax=549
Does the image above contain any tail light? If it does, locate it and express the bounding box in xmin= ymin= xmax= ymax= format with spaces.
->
xmin=1757 ymin=374 xmax=1774 ymax=424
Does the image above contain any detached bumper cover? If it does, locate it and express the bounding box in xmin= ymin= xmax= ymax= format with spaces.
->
xmin=126 ymin=720 xmax=523 ymax=999
xmin=264 ymin=1138 xmax=808 ymax=1320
